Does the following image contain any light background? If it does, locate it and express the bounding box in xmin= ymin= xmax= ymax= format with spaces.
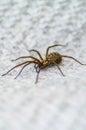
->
xmin=0 ymin=0 xmax=86 ymax=130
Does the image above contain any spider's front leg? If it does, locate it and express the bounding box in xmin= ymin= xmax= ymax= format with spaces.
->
xmin=2 ymin=61 xmax=37 ymax=78
xmin=12 ymin=56 xmax=40 ymax=62
xmin=29 ymin=49 xmax=43 ymax=61
xmin=34 ymin=64 xmax=41 ymax=84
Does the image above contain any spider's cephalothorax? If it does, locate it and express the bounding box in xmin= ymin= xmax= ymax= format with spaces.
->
xmin=39 ymin=52 xmax=62 ymax=69
xmin=2 ymin=44 xmax=86 ymax=83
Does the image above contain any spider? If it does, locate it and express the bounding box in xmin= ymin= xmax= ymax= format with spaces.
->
xmin=2 ymin=44 xmax=86 ymax=83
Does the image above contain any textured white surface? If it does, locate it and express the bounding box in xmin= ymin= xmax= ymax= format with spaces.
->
xmin=0 ymin=0 xmax=86 ymax=130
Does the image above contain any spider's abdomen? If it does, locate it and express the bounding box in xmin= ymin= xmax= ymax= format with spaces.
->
xmin=47 ymin=52 xmax=62 ymax=64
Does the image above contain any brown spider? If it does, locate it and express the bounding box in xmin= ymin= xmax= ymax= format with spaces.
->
xmin=2 ymin=44 xmax=86 ymax=83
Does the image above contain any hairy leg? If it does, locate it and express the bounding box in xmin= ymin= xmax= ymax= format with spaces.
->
xmin=14 ymin=62 xmax=35 ymax=79
xmin=54 ymin=62 xmax=65 ymax=76
xmin=12 ymin=56 xmax=40 ymax=62
xmin=29 ymin=49 xmax=43 ymax=60
xmin=34 ymin=65 xmax=40 ymax=84
xmin=62 ymin=55 xmax=86 ymax=65
xmin=2 ymin=61 xmax=37 ymax=76
xmin=46 ymin=44 xmax=65 ymax=58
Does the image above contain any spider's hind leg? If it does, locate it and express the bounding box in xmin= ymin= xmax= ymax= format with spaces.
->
xmin=54 ymin=62 xmax=65 ymax=76
xmin=62 ymin=55 xmax=86 ymax=65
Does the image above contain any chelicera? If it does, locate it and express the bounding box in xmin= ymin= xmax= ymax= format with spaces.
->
xmin=2 ymin=44 xmax=86 ymax=83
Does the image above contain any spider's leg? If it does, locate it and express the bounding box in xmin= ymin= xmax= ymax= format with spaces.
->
xmin=34 ymin=64 xmax=38 ymax=70
xmin=29 ymin=49 xmax=43 ymax=61
xmin=46 ymin=44 xmax=65 ymax=58
xmin=2 ymin=61 xmax=35 ymax=76
xmin=14 ymin=61 xmax=36 ymax=79
xmin=35 ymin=66 xmax=40 ymax=84
xmin=62 ymin=55 xmax=86 ymax=65
xmin=54 ymin=62 xmax=65 ymax=76
xmin=12 ymin=56 xmax=40 ymax=62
